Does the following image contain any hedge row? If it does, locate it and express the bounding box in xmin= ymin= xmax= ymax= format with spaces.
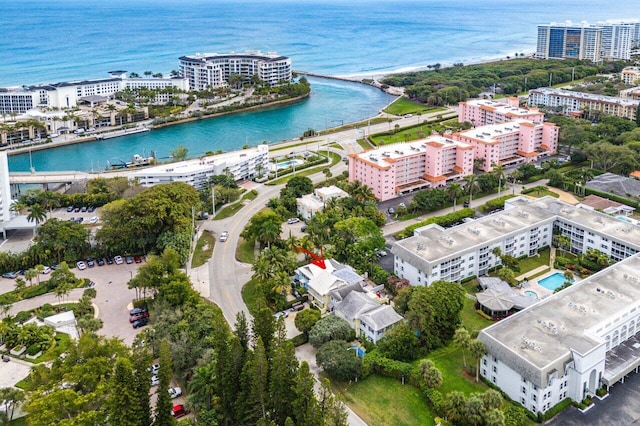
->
xmin=478 ymin=194 xmax=516 ymax=213
xmin=396 ymin=208 xmax=476 ymax=239
xmin=362 ymin=350 xmax=415 ymax=382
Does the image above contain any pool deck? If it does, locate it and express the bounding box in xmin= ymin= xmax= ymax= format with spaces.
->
xmin=516 ymin=269 xmax=582 ymax=301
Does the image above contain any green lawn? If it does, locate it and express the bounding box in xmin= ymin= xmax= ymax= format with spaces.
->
xmin=460 ymin=297 xmax=493 ymax=335
xmin=192 ymin=231 xmax=215 ymax=268
xmin=242 ymin=189 xmax=258 ymax=202
xmin=318 ymin=117 xmax=392 ymax=135
xmin=428 ymin=344 xmax=487 ymax=396
xmin=523 ymin=188 xmax=560 ymax=199
xmin=241 ymin=278 xmax=267 ymax=316
xmin=356 ymin=138 xmax=373 ymax=150
xmin=517 ymin=247 xmax=551 ymax=274
xmin=336 ymin=375 xmax=435 ymax=426
xmin=214 ymin=201 xmax=245 ymax=220
xmin=236 ymin=237 xmax=256 ymax=264
xmin=268 ymin=152 xmax=340 ymax=185
xmin=369 ymin=117 xmax=459 ymax=146
xmin=383 ymin=96 xmax=445 ymax=116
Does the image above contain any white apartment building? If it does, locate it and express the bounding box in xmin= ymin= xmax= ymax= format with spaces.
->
xmin=479 ymin=253 xmax=640 ymax=414
xmin=129 ymin=145 xmax=269 ymax=189
xmin=599 ymin=21 xmax=634 ymax=60
xmin=296 ymin=185 xmax=349 ymax=220
xmin=391 ymin=196 xmax=640 ymax=287
xmin=528 ymin=87 xmax=640 ymax=121
xmin=0 ymin=72 xmax=189 ymax=114
xmin=178 ymin=51 xmax=292 ymax=91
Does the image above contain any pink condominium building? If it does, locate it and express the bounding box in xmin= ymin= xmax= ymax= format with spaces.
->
xmin=453 ymin=120 xmax=559 ymax=172
xmin=458 ymin=97 xmax=545 ymax=126
xmin=348 ymin=136 xmax=474 ymax=201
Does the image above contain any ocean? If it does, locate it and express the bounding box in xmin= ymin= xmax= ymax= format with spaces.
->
xmin=1 ymin=0 xmax=638 ymax=86
xmin=2 ymin=0 xmax=639 ymax=172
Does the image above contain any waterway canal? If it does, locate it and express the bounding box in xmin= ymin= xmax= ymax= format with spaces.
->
xmin=8 ymin=77 xmax=395 ymax=173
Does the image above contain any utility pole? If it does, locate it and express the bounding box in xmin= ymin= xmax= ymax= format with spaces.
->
xmin=211 ymin=186 xmax=216 ymax=217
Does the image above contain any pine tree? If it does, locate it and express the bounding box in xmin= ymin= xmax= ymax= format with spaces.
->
xmin=268 ymin=341 xmax=298 ymax=424
xmin=247 ymin=337 xmax=269 ymax=422
xmin=234 ymin=311 xmax=250 ymax=352
xmin=131 ymin=348 xmax=153 ymax=426
xmin=292 ymin=362 xmax=321 ymax=426
xmin=106 ymin=358 xmax=144 ymax=426
xmin=252 ymin=308 xmax=276 ymax=355
xmin=154 ymin=339 xmax=174 ymax=426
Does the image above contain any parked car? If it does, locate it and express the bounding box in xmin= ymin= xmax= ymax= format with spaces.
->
xmin=151 ymin=375 xmax=159 ymax=386
xmin=132 ymin=317 xmax=149 ymax=328
xmin=74 ymin=207 xmax=81 ymax=213
xmin=86 ymin=258 xmax=95 ymax=268
xmin=134 ymin=256 xmax=143 ymax=263
xmin=387 ymin=207 xmax=395 ymax=215
xmin=148 ymin=363 xmax=160 ymax=374
xmin=76 ymin=217 xmax=84 ymax=223
xmin=274 ymin=311 xmax=289 ymax=319
xmin=76 ymin=261 xmax=87 ymax=270
xmin=50 ymin=264 xmax=60 ymax=270
xmin=114 ymin=256 xmax=124 ymax=265
xmin=2 ymin=272 xmax=17 ymax=279
xmin=220 ymin=231 xmax=229 ymax=242
xmin=463 ymin=200 xmax=470 ymax=208
xmin=130 ymin=307 xmax=148 ymax=315
xmin=129 ymin=312 xmax=150 ymax=323
xmin=172 ymin=404 xmax=188 ymax=418
xmin=300 ymin=225 xmax=307 ymax=232
xmin=97 ymin=258 xmax=105 ymax=266
xmin=41 ymin=266 xmax=52 ymax=274
xmin=66 ymin=205 xmax=74 ymax=212
xmin=125 ymin=256 xmax=134 ymax=264
xmin=168 ymin=387 xmax=182 ymax=399
xmin=376 ymin=249 xmax=388 ymax=257
xmin=69 ymin=217 xmax=76 ymax=222
xmin=89 ymin=216 xmax=99 ymax=224
xmin=87 ymin=206 xmax=96 ymax=212
xmin=105 ymin=256 xmax=114 ymax=265
xmin=287 ymin=217 xmax=300 ymax=224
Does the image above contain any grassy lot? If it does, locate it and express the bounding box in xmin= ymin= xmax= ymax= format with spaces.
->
xmin=517 ymin=247 xmax=551 ymax=274
xmin=523 ymin=187 xmax=560 ymax=199
xmin=192 ymin=231 xmax=215 ymax=268
xmin=214 ymin=201 xmax=245 ymax=220
xmin=242 ymin=189 xmax=258 ymax=202
xmin=369 ymin=117 xmax=459 ymax=146
xmin=241 ymin=278 xmax=267 ymax=316
xmin=33 ymin=331 xmax=72 ymax=363
xmin=318 ymin=117 xmax=392 ymax=135
xmin=460 ymin=297 xmax=493 ymax=336
xmin=329 ymin=142 xmax=342 ymax=149
xmin=428 ymin=344 xmax=487 ymax=395
xmin=268 ymin=152 xmax=340 ymax=185
xmin=384 ymin=96 xmax=445 ymax=116
xmin=356 ymin=138 xmax=373 ymax=150
xmin=336 ymin=375 xmax=435 ymax=426
xmin=236 ymin=237 xmax=256 ymax=264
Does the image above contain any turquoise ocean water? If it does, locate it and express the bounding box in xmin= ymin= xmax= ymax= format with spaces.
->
xmin=2 ymin=0 xmax=638 ymax=171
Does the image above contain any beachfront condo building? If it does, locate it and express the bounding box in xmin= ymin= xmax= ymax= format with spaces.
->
xmin=178 ymin=51 xmax=292 ymax=91
xmin=536 ymin=22 xmax=602 ymax=61
xmin=0 ymin=72 xmax=189 ymax=114
xmin=0 ymin=152 xmax=11 ymax=226
xmin=528 ymin=87 xmax=640 ymax=121
xmin=458 ymin=98 xmax=545 ymax=127
xmin=452 ymin=120 xmax=559 ymax=172
xmin=347 ymin=136 xmax=475 ymax=202
xmin=129 ymin=145 xmax=269 ymax=190
xmin=479 ymin=252 xmax=640 ymax=415
xmin=536 ymin=20 xmax=637 ymax=61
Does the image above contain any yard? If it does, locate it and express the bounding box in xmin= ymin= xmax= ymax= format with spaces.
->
xmin=517 ymin=247 xmax=551 ymax=275
xmin=336 ymin=375 xmax=435 ymax=426
xmin=369 ymin=118 xmax=460 ymax=146
xmin=192 ymin=231 xmax=215 ymax=268
xmin=428 ymin=344 xmax=488 ymax=396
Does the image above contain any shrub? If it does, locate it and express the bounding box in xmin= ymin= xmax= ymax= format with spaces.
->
xmin=397 ymin=208 xmax=475 ymax=239
xmin=478 ymin=194 xmax=516 ymax=213
xmin=362 ymin=350 xmax=414 ymax=381
xmin=309 ymin=315 xmax=354 ymax=348
xmin=316 ymin=340 xmax=363 ymax=381
xmin=26 ymin=344 xmax=40 ymax=356
xmin=14 ymin=311 xmax=32 ymax=324
xmin=289 ymin=333 xmax=309 ymax=347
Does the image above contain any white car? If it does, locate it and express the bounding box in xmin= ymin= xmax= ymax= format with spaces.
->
xmin=89 ymin=216 xmax=99 ymax=224
xmin=42 ymin=266 xmax=52 ymax=274
xmin=287 ymin=218 xmax=300 ymax=224
xmin=76 ymin=261 xmax=87 ymax=270
xmin=220 ymin=231 xmax=229 ymax=242
xmin=151 ymin=375 xmax=159 ymax=386
xmin=168 ymin=387 xmax=182 ymax=399
xmin=114 ymin=256 xmax=124 ymax=265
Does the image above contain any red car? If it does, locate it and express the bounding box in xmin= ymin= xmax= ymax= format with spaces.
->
xmin=134 ymin=256 xmax=143 ymax=263
xmin=129 ymin=312 xmax=150 ymax=323
xmin=172 ymin=404 xmax=188 ymax=418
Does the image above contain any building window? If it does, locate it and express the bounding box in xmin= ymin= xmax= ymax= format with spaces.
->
xmin=483 ymin=359 xmax=487 ymax=366
xmin=533 ymin=394 xmax=537 ymax=402
xmin=492 ymin=376 xmax=496 ymax=383
xmin=522 ymin=386 xmax=527 ymax=394
xmin=492 ymin=366 xmax=497 ymax=373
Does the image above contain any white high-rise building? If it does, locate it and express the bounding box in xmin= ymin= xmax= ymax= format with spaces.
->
xmin=536 ymin=22 xmax=602 ymax=62
xmin=599 ymin=21 xmax=634 ymax=60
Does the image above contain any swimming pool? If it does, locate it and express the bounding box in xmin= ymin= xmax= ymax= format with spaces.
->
xmin=524 ymin=290 xmax=538 ymax=299
xmin=538 ymin=272 xmax=573 ymax=291
xmin=276 ymin=159 xmax=304 ymax=169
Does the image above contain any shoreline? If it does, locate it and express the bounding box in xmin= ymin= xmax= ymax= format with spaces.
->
xmin=6 ymin=93 xmax=311 ymax=157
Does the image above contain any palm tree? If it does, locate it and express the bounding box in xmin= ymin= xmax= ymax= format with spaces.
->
xmin=492 ymin=164 xmax=505 ymax=195
xmin=447 ymin=182 xmax=464 ymax=212
xmin=188 ymin=364 xmax=217 ymax=411
xmin=322 ymin=168 xmax=332 ymax=181
xmin=470 ymin=339 xmax=486 ymax=383
xmin=463 ymin=174 xmax=479 ymax=206
xmin=27 ymin=204 xmax=46 ymax=226
xmin=453 ymin=327 xmax=471 ymax=369
xmin=556 ymin=235 xmax=571 ymax=256
xmin=24 ymin=268 xmax=37 ymax=287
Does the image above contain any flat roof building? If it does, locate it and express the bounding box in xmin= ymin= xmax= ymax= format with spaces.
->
xmin=178 ymin=51 xmax=292 ymax=91
xmin=452 ymin=120 xmax=558 ymax=172
xmin=348 ymin=136 xmax=474 ymax=201
xmin=536 ymin=22 xmax=602 ymax=62
xmin=529 ymin=87 xmax=640 ymax=121
xmin=129 ymin=145 xmax=269 ymax=190
xmin=458 ymin=98 xmax=545 ymax=127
